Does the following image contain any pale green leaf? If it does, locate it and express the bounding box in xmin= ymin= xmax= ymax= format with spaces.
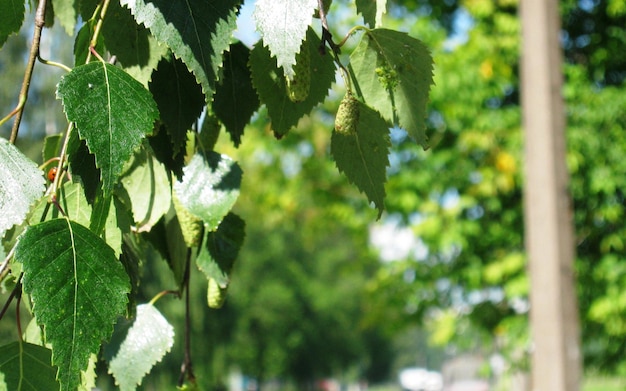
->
xmin=249 ymin=28 xmax=335 ymax=136
xmin=173 ymin=152 xmax=242 ymax=231
xmin=355 ymin=0 xmax=387 ymax=27
xmin=119 ymin=147 xmax=171 ymax=232
xmin=0 ymin=341 xmax=59 ymax=391
xmin=78 ymin=354 xmax=97 ymax=391
xmin=331 ymin=101 xmax=390 ymax=217
xmin=57 ymin=62 xmax=159 ymax=197
xmin=0 ymin=138 xmax=46 ymax=239
xmin=120 ymin=0 xmax=241 ymax=101
xmin=253 ymin=0 xmax=317 ymax=78
xmin=106 ymin=304 xmax=174 ymax=391
xmin=350 ymin=29 xmax=434 ymax=148
xmin=15 ymin=219 xmax=131 ymax=391
xmin=0 ymin=0 xmax=24 ymax=48
xmin=51 ymin=0 xmax=77 ymax=35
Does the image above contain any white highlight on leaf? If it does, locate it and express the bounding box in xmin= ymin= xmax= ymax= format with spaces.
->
xmin=108 ymin=304 xmax=174 ymax=391
xmin=253 ymin=0 xmax=317 ymax=78
xmin=0 ymin=138 xmax=45 ymax=238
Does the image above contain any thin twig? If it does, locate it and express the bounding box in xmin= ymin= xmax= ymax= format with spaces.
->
xmin=178 ymin=249 xmax=196 ymax=387
xmin=9 ymin=0 xmax=48 ymax=144
xmin=317 ymin=0 xmax=340 ymax=56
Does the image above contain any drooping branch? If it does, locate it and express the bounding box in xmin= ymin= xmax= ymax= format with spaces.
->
xmin=9 ymin=0 xmax=48 ymax=144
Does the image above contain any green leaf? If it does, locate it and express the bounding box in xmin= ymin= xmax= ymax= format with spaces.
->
xmin=197 ymin=213 xmax=245 ymax=308
xmin=101 ymin=0 xmax=168 ymax=86
xmin=0 ymin=341 xmax=59 ymax=391
xmin=15 ymin=219 xmax=131 ymax=391
xmin=149 ymin=125 xmax=185 ymax=181
xmin=120 ymin=0 xmax=241 ymax=101
xmin=42 ymin=134 xmax=63 ymax=166
xmin=58 ymin=182 xmax=92 ymax=226
xmin=330 ymin=101 xmax=390 ymax=217
xmin=196 ymin=212 xmax=245 ymax=287
xmin=349 ymin=29 xmax=434 ymax=148
xmin=213 ymin=42 xmax=259 ymax=146
xmin=149 ymin=55 xmax=205 ymax=155
xmin=57 ymin=62 xmax=159 ymax=197
xmin=51 ymin=0 xmax=77 ymax=36
xmin=174 ymin=151 xmax=242 ymax=231
xmin=0 ymin=138 xmax=46 ymax=239
xmin=0 ymin=0 xmax=24 ymax=48
xmin=249 ymin=28 xmax=335 ymax=137
xmin=355 ymin=0 xmax=387 ymax=27
xmin=73 ymin=20 xmax=105 ymax=66
xmin=105 ymin=304 xmax=174 ymax=391
xmin=66 ymin=131 xmax=99 ymax=203
xmin=253 ymin=0 xmax=317 ymax=78
xmin=118 ymin=146 xmax=171 ymax=232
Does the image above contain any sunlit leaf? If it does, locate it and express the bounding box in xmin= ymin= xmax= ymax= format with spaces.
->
xmin=350 ymin=29 xmax=434 ymax=148
xmin=331 ymin=101 xmax=390 ymax=217
xmin=249 ymin=28 xmax=335 ymax=137
xmin=120 ymin=0 xmax=241 ymax=101
xmin=173 ymin=151 xmax=242 ymax=231
xmin=253 ymin=0 xmax=317 ymax=78
xmin=15 ymin=219 xmax=130 ymax=391
xmin=0 ymin=138 xmax=46 ymax=239
xmin=57 ymin=62 xmax=159 ymax=197
xmin=105 ymin=304 xmax=174 ymax=391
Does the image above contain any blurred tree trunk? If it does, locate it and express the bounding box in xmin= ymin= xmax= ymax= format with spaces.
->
xmin=521 ymin=0 xmax=581 ymax=390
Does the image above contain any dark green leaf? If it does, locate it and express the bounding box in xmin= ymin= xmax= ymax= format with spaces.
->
xmin=15 ymin=219 xmax=131 ymax=391
xmin=0 ymin=138 xmax=46 ymax=239
xmin=355 ymin=0 xmax=386 ymax=27
xmin=173 ymin=151 xmax=242 ymax=231
xmin=196 ymin=212 xmax=245 ymax=287
xmin=73 ymin=20 xmax=105 ymax=66
xmin=0 ymin=341 xmax=59 ymax=391
xmin=57 ymin=62 xmax=159 ymax=197
xmin=120 ymin=0 xmax=242 ymax=101
xmin=330 ymin=101 xmax=390 ymax=217
xmin=150 ymin=55 xmax=205 ymax=154
xmin=249 ymin=28 xmax=335 ymax=137
xmin=350 ymin=29 xmax=434 ymax=148
xmin=148 ymin=125 xmax=185 ymax=181
xmin=66 ymin=130 xmax=99 ymax=204
xmin=213 ymin=42 xmax=259 ymax=146
xmin=198 ymin=111 xmax=221 ymax=151
xmin=0 ymin=0 xmax=24 ymax=48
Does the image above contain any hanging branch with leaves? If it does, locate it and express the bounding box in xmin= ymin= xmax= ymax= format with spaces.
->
xmin=0 ymin=0 xmax=433 ymax=389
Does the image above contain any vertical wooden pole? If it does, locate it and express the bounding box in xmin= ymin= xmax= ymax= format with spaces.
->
xmin=520 ymin=0 xmax=581 ymax=390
